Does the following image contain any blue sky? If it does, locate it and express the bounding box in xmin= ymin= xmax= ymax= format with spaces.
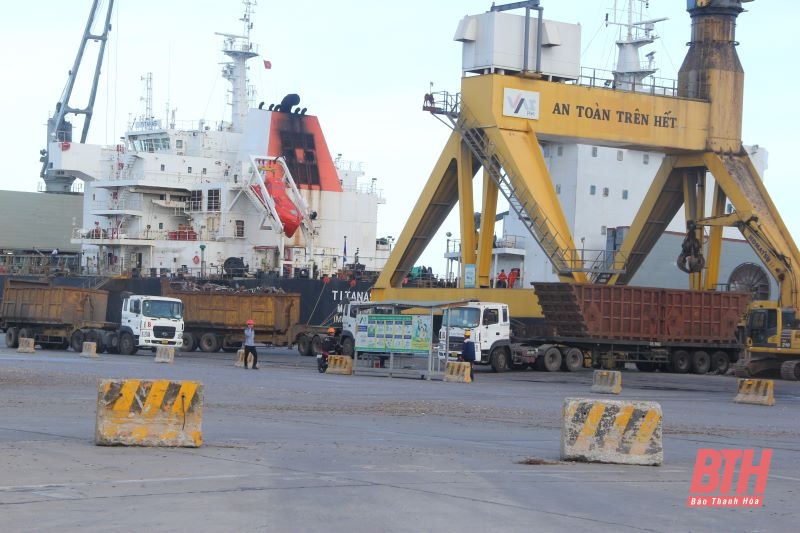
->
xmin=1 ymin=0 xmax=796 ymax=275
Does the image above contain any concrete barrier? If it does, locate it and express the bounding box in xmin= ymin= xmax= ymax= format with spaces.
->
xmin=154 ymin=346 xmax=175 ymax=364
xmin=590 ymin=370 xmax=622 ymax=394
xmin=17 ymin=338 xmax=35 ymax=354
xmin=326 ymin=355 xmax=352 ymax=375
xmin=235 ymin=349 xmax=245 ymax=368
xmin=95 ymin=379 xmax=203 ymax=447
xmin=444 ymin=361 xmax=472 ymax=383
xmin=81 ymin=341 xmax=98 ymax=358
xmin=561 ymin=397 xmax=663 ymax=466
xmin=734 ymin=378 xmax=775 ymax=406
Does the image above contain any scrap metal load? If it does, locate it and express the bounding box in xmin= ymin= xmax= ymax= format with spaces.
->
xmin=162 ymin=280 xmax=300 ymax=353
xmin=531 ymin=283 xmax=752 ymax=374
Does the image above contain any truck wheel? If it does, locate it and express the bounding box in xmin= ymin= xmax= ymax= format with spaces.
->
xmin=780 ymin=360 xmax=800 ymax=381
xmin=119 ymin=332 xmax=138 ymax=355
xmin=671 ymin=350 xmax=691 ymax=374
xmin=542 ymin=346 xmax=563 ymax=372
xmin=490 ymin=347 xmax=510 ymax=373
xmin=181 ymin=332 xmax=197 ymax=352
xmin=297 ymin=334 xmax=312 ymax=356
xmin=561 ymin=347 xmax=583 ymax=372
xmin=200 ymin=332 xmax=220 ymax=353
xmin=5 ymin=327 xmax=19 ymax=349
xmin=341 ymin=337 xmax=355 ymax=357
xmin=70 ymin=330 xmax=84 ymax=352
xmin=691 ymin=350 xmax=711 ymax=374
xmin=104 ymin=331 xmax=120 ymax=354
xmin=711 ymin=351 xmax=730 ymax=375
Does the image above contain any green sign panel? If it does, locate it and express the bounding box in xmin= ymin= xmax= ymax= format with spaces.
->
xmin=354 ymin=314 xmax=433 ymax=353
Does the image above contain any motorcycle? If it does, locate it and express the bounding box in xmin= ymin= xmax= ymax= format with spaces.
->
xmin=316 ymin=350 xmax=329 ymax=373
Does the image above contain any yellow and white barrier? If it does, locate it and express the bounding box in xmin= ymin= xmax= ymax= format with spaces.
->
xmin=17 ymin=337 xmax=35 ymax=354
xmin=326 ymin=355 xmax=353 ymax=375
xmin=235 ymin=348 xmax=246 ymax=368
xmin=81 ymin=341 xmax=98 ymax=358
xmin=154 ymin=346 xmax=175 ymax=364
xmin=95 ymin=379 xmax=203 ymax=447
xmin=734 ymin=379 xmax=775 ymax=406
xmin=561 ymin=397 xmax=663 ymax=466
xmin=590 ymin=370 xmax=622 ymax=395
xmin=444 ymin=361 xmax=472 ymax=383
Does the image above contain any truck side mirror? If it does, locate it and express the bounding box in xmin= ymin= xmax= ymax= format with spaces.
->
xmin=131 ymin=300 xmax=140 ymax=314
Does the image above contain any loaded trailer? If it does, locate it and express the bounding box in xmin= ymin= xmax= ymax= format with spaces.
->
xmin=527 ymin=283 xmax=751 ymax=374
xmin=438 ymin=283 xmax=750 ymax=375
xmin=162 ymin=280 xmax=332 ymax=355
xmin=0 ymin=278 xmax=184 ymax=354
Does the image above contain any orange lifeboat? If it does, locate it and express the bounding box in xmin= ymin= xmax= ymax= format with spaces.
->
xmin=251 ymin=160 xmax=302 ymax=237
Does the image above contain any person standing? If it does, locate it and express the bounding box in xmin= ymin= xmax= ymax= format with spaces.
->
xmin=462 ymin=329 xmax=476 ymax=381
xmin=497 ymin=269 xmax=508 ymax=288
xmin=244 ymin=319 xmax=258 ymax=369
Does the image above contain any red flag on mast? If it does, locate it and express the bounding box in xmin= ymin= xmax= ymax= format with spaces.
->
xmin=263 ymin=60 xmax=272 ymax=69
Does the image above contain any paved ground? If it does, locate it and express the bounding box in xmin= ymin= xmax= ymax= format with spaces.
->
xmin=1 ymin=343 xmax=798 ymax=532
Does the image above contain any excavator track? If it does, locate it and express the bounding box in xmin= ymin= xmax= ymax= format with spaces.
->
xmin=780 ymin=360 xmax=800 ymax=381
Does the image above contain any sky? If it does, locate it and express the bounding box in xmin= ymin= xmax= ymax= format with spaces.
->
xmin=1 ymin=0 xmax=797 ymax=276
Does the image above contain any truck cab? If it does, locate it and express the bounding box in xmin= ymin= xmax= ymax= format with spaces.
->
xmin=438 ymin=302 xmax=511 ymax=369
xmin=120 ymin=295 xmax=184 ymax=352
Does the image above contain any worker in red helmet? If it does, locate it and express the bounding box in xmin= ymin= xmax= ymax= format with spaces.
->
xmin=322 ymin=327 xmax=339 ymax=355
xmin=244 ymin=319 xmax=258 ymax=369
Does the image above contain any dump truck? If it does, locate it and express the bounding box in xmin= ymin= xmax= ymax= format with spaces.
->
xmin=438 ymin=283 xmax=751 ymax=374
xmin=1 ymin=278 xmax=184 ymax=354
xmin=162 ymin=280 xmax=330 ymax=354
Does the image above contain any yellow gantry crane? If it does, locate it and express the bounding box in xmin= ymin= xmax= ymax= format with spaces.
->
xmin=373 ymin=0 xmax=800 ymax=327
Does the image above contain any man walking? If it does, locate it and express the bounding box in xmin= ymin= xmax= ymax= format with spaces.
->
xmin=244 ymin=319 xmax=258 ymax=369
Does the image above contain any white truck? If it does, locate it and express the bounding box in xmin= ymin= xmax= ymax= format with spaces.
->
xmin=436 ymin=301 xmax=581 ymax=373
xmin=1 ymin=279 xmax=183 ymax=355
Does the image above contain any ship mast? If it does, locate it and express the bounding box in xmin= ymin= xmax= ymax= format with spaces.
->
xmin=608 ymin=0 xmax=667 ymax=91
xmin=216 ymin=0 xmax=259 ymax=133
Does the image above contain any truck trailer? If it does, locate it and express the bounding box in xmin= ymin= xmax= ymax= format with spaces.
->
xmin=438 ymin=283 xmax=751 ymax=374
xmin=1 ymin=278 xmax=184 ymax=354
xmin=162 ymin=280 xmax=328 ymax=354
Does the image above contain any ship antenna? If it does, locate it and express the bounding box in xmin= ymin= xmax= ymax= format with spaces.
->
xmin=217 ymin=1 xmax=259 ymax=133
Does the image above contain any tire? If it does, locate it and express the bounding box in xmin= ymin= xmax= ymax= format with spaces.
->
xmin=711 ymin=351 xmax=730 ymax=374
xmin=119 ymin=332 xmax=138 ymax=355
xmin=490 ymin=346 xmax=510 ymax=373
xmin=561 ymin=347 xmax=583 ymax=372
xmin=780 ymin=360 xmax=800 ymax=381
xmin=200 ymin=332 xmax=220 ymax=353
xmin=671 ymin=350 xmax=691 ymax=374
xmin=5 ymin=327 xmax=19 ymax=349
xmin=341 ymin=336 xmax=355 ymax=357
xmin=542 ymin=346 xmax=563 ymax=372
xmin=691 ymin=350 xmax=711 ymax=374
xmin=70 ymin=330 xmax=85 ymax=352
xmin=297 ymin=334 xmax=312 ymax=356
xmin=182 ymin=332 xmax=197 ymax=352
xmin=104 ymin=331 xmax=120 ymax=354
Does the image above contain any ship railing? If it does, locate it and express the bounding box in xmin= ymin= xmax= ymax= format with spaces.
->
xmin=495 ymin=234 xmax=526 ymax=249
xmin=90 ymin=198 xmax=143 ymax=211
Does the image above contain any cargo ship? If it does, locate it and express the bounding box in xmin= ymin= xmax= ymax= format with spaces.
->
xmin=20 ymin=1 xmax=383 ymax=326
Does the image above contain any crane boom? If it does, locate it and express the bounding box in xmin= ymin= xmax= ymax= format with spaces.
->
xmin=40 ymin=0 xmax=115 ymax=193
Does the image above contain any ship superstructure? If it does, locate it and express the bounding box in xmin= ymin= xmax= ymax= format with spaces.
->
xmin=47 ymin=1 xmax=385 ymax=279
